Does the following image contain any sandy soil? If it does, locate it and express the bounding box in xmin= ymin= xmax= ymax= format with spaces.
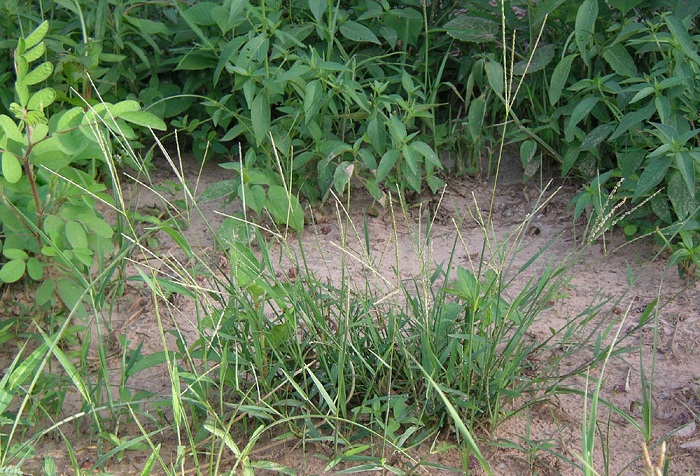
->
xmin=7 ymin=152 xmax=700 ymax=475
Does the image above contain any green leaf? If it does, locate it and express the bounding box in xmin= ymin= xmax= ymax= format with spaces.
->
xmin=562 ymin=146 xmax=581 ymax=175
xmin=65 ymin=221 xmax=89 ymax=249
xmin=387 ymin=114 xmax=407 ymax=143
xmin=580 ymin=123 xmax=616 ymax=151
xmin=377 ymin=149 xmax=399 ymax=182
xmin=119 ymin=111 xmax=167 ymax=131
xmin=0 ymin=115 xmax=23 ymax=142
xmin=26 ymin=257 xmax=43 ymax=281
xmin=444 ymin=15 xmax=499 ymax=43
xmin=199 ymin=179 xmax=236 ymax=202
xmin=3 ymin=248 xmax=28 ymax=260
xmin=266 ymin=186 xmax=304 ymax=231
xmin=56 ymin=279 xmax=87 ymax=318
xmin=333 ymin=161 xmax=354 ymax=195
xmin=411 ymin=141 xmax=441 ymax=169
xmin=23 ymin=42 xmax=46 ymax=63
xmin=0 ymin=260 xmax=26 ymax=283
xmin=602 ymin=43 xmax=637 ymax=77
xmin=184 ymin=1 xmax=218 ymax=25
xmin=513 ymin=44 xmax=555 ymax=75
xmin=308 ymin=0 xmax=325 ymax=23
xmin=575 ymin=0 xmax=598 ymax=66
xmin=665 ymin=15 xmax=700 ymax=67
xmin=610 ymin=102 xmax=655 ymax=140
xmin=633 ymin=158 xmax=671 ymax=201
xmin=468 ymin=96 xmax=486 ymax=141
xmin=213 ymin=36 xmax=246 ymax=86
xmin=367 ymin=113 xmax=386 ymax=154
xmin=2 ymin=152 xmax=22 ymax=183
xmin=251 ymin=93 xmax=270 ymax=147
xmin=304 ymin=80 xmax=322 ymax=124
xmin=23 ymin=62 xmax=53 ymax=86
xmin=36 ymin=279 xmax=55 ymax=306
xmin=520 ymin=140 xmax=538 ymax=169
xmin=27 ymin=88 xmax=56 ymax=111
xmin=24 ymin=21 xmax=49 ymax=50
xmin=484 ymin=60 xmax=504 ymax=96
xmin=668 ymin=171 xmax=697 ymax=219
xmin=566 ymin=97 xmax=599 ymax=137
xmin=339 ymin=21 xmax=381 ymax=44
xmin=675 ymin=151 xmax=695 ymax=198
xmin=383 ymin=8 xmax=423 ymax=47
xmin=402 ymin=143 xmax=419 ymax=176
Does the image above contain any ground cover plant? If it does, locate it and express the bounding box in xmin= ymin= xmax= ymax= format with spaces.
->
xmin=0 ymin=1 xmax=699 ymax=475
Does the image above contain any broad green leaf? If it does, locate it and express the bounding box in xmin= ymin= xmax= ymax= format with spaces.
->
xmin=184 ymin=1 xmax=219 ymax=25
xmin=23 ymin=42 xmax=46 ymax=63
xmin=665 ymin=15 xmax=700 ymax=67
xmin=562 ymin=146 xmax=581 ymax=175
xmin=304 ymin=80 xmax=322 ymax=123
xmin=411 ymin=141 xmax=441 ymax=169
xmin=0 ymin=259 xmax=26 ymax=283
xmin=610 ymin=102 xmax=655 ymax=140
xmin=23 ymin=62 xmax=53 ymax=86
xmin=566 ymin=97 xmax=599 ymax=137
xmin=668 ymin=171 xmax=697 ymax=219
xmin=484 ymin=60 xmax=504 ymax=96
xmin=367 ymin=113 xmax=386 ymax=154
xmin=119 ymin=111 xmax=167 ymax=130
xmin=401 ymin=161 xmax=421 ymax=192
xmin=308 ymin=0 xmax=325 ymax=23
xmin=468 ymin=96 xmax=486 ymax=141
xmin=0 ymin=115 xmax=23 ymax=142
xmin=65 ymin=221 xmax=89 ymax=249
xmin=127 ymin=351 xmax=177 ymax=377
xmin=237 ymin=35 xmax=268 ymax=71
xmin=580 ymin=123 xmax=616 ymax=151
xmin=383 ymin=8 xmax=423 ymax=47
xmin=444 ymin=15 xmax=499 ymax=43
xmin=108 ymin=100 xmax=141 ymax=115
xmin=266 ymin=185 xmax=304 ymax=231
xmin=333 ymin=161 xmax=354 ymax=194
xmin=241 ymin=183 xmax=266 ymax=213
xmin=3 ymin=248 xmax=28 ymax=260
xmin=213 ymin=36 xmax=246 ymax=86
xmin=377 ymin=149 xmax=400 ymax=182
xmin=402 ymin=143 xmax=419 ymax=176
xmin=27 ymin=88 xmax=56 ymax=111
xmin=629 ymin=86 xmax=655 ymax=104
xmin=199 ymin=179 xmax=236 ymax=202
xmin=574 ymin=0 xmax=598 ymax=65
xmin=339 ymin=21 xmax=381 ymax=45
xmin=533 ymin=0 xmax=566 ymax=30
xmin=2 ymin=152 xmax=22 ymax=183
xmin=633 ymin=158 xmax=671 ymax=201
xmin=81 ymin=215 xmax=114 ymax=239
xmin=251 ymin=93 xmax=270 ymax=147
xmin=520 ymin=140 xmax=538 ymax=169
xmin=675 ymin=151 xmax=695 ymax=198
xmin=176 ymin=51 xmax=217 ymax=70
xmin=513 ymin=44 xmax=555 ymax=75
xmin=650 ymin=194 xmax=672 ymax=224
xmin=24 ymin=21 xmax=49 ymax=50
xmin=602 ymin=43 xmax=637 ymax=77
xmin=36 ymin=279 xmax=55 ymax=306
xmin=56 ymin=279 xmax=87 ymax=318
xmin=387 ymin=114 xmax=407 ymax=142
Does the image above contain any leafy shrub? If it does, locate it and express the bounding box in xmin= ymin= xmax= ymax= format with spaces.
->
xmin=445 ymin=0 xmax=700 ymax=271
xmin=0 ymin=21 xmax=165 ymax=312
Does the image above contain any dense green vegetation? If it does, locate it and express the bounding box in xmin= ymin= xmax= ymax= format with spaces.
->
xmin=0 ymin=0 xmax=697 ymax=474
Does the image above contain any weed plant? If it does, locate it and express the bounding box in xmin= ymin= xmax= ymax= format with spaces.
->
xmin=0 ymin=3 xmax=692 ymax=476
